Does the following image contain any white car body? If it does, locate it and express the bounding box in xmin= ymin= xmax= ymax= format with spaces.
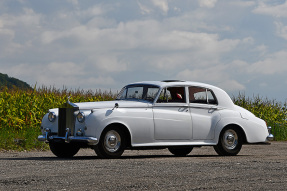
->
xmin=38 ymin=81 xmax=273 ymax=158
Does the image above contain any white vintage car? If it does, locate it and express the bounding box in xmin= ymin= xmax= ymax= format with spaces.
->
xmin=38 ymin=80 xmax=273 ymax=158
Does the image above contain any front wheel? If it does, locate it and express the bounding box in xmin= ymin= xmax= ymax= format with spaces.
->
xmin=214 ymin=127 xmax=242 ymax=156
xmin=94 ymin=126 xmax=126 ymax=159
xmin=168 ymin=147 xmax=193 ymax=157
xmin=49 ymin=142 xmax=80 ymax=158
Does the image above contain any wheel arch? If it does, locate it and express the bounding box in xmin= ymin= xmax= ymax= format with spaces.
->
xmin=103 ymin=122 xmax=132 ymax=148
xmin=219 ymin=124 xmax=247 ymax=144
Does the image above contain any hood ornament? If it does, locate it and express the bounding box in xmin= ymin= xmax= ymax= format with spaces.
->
xmin=67 ymin=96 xmax=71 ymax=103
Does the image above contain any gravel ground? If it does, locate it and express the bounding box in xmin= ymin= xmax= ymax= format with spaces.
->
xmin=0 ymin=142 xmax=286 ymax=191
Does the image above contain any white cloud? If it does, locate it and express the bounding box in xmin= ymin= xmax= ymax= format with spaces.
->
xmin=253 ymin=1 xmax=287 ymax=18
xmin=198 ymin=0 xmax=217 ymax=8
xmin=67 ymin=0 xmax=78 ymax=6
xmin=229 ymin=1 xmax=255 ymax=7
xmin=242 ymin=37 xmax=254 ymax=45
xmin=218 ymin=80 xmax=245 ymax=92
xmin=253 ymin=44 xmax=268 ymax=55
xmin=92 ymin=54 xmax=129 ymax=73
xmin=151 ymin=0 xmax=169 ymax=14
xmin=0 ymin=28 xmax=18 ymax=57
xmin=175 ymin=65 xmax=245 ymax=92
xmin=2 ymin=8 xmax=41 ymax=27
xmin=176 ymin=65 xmax=227 ymax=83
xmin=138 ymin=1 xmax=152 ymax=15
xmin=275 ymin=22 xmax=287 ymax=40
xmin=249 ymin=50 xmax=287 ymax=75
xmin=1 ymin=62 xmax=115 ymax=89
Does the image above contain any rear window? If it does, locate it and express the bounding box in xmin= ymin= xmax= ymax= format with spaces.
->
xmin=189 ymin=86 xmax=217 ymax=105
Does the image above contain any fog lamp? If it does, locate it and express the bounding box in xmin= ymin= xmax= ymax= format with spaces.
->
xmin=76 ymin=128 xmax=83 ymax=136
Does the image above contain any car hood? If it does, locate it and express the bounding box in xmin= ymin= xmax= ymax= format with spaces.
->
xmin=73 ymin=100 xmax=151 ymax=110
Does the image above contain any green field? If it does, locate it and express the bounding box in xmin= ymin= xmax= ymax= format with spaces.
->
xmin=0 ymin=87 xmax=286 ymax=151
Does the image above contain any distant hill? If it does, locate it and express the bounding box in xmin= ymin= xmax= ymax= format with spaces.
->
xmin=0 ymin=73 xmax=32 ymax=90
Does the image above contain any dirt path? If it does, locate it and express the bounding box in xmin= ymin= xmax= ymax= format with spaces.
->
xmin=0 ymin=142 xmax=286 ymax=190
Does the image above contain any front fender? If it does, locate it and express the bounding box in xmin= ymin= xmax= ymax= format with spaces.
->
xmin=85 ymin=107 xmax=154 ymax=145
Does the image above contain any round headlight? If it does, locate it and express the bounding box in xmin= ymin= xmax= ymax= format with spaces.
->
xmin=77 ymin=112 xmax=85 ymax=123
xmin=48 ymin=112 xmax=56 ymax=122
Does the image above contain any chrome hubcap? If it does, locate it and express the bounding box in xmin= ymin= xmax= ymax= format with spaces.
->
xmin=223 ymin=129 xmax=238 ymax=150
xmin=104 ymin=130 xmax=121 ymax=152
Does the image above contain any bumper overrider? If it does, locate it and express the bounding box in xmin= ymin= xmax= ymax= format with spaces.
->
xmin=267 ymin=126 xmax=274 ymax=141
xmin=38 ymin=128 xmax=98 ymax=145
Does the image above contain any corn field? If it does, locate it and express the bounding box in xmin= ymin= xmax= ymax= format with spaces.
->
xmin=0 ymin=87 xmax=286 ymax=151
xmin=0 ymin=87 xmax=116 ymax=151
xmin=232 ymin=93 xmax=287 ymax=141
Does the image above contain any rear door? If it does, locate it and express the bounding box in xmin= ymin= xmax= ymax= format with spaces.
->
xmin=153 ymin=86 xmax=192 ymax=140
xmin=188 ymin=86 xmax=221 ymax=140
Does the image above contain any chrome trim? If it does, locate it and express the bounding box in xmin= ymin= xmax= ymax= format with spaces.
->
xmin=104 ymin=130 xmax=121 ymax=152
xmin=222 ymin=129 xmax=238 ymax=150
xmin=38 ymin=135 xmax=98 ymax=145
xmin=267 ymin=126 xmax=274 ymax=141
xmin=267 ymin=134 xmax=274 ymax=141
xmin=65 ymin=128 xmax=70 ymax=143
xmin=44 ymin=128 xmax=51 ymax=143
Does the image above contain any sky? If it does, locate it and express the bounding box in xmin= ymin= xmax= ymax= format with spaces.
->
xmin=1 ymin=0 xmax=287 ymax=102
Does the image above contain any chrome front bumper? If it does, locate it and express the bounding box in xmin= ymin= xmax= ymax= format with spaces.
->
xmin=38 ymin=128 xmax=98 ymax=145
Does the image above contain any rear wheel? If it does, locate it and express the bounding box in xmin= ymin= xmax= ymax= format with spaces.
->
xmin=49 ymin=142 xmax=80 ymax=158
xmin=214 ymin=127 xmax=242 ymax=156
xmin=168 ymin=147 xmax=193 ymax=157
xmin=94 ymin=126 xmax=126 ymax=159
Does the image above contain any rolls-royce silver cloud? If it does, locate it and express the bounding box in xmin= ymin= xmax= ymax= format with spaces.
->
xmin=38 ymin=80 xmax=274 ymax=158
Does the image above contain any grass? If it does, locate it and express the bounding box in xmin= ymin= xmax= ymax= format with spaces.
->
xmin=0 ymin=87 xmax=286 ymax=151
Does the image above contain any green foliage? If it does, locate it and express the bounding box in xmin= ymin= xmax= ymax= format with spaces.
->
xmin=0 ymin=86 xmax=116 ymax=151
xmin=233 ymin=93 xmax=287 ymax=141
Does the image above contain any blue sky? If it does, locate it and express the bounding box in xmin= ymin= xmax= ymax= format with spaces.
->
xmin=1 ymin=0 xmax=287 ymax=102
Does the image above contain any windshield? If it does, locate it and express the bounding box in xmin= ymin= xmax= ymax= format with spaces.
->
xmin=116 ymin=84 xmax=160 ymax=103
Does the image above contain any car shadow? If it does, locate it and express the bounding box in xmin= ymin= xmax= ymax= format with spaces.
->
xmin=0 ymin=154 xmax=249 ymax=161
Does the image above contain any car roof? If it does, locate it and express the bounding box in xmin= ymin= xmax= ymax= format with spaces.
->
xmin=129 ymin=80 xmax=217 ymax=89
xmin=127 ymin=80 xmax=235 ymax=109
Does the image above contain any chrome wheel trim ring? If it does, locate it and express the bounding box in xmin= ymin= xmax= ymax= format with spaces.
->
xmin=104 ymin=130 xmax=121 ymax=153
xmin=223 ymin=129 xmax=238 ymax=150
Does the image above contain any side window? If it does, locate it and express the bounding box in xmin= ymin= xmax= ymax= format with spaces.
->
xmin=189 ymin=87 xmax=207 ymax=104
xmin=126 ymin=87 xmax=143 ymax=99
xmin=146 ymin=88 xmax=160 ymax=99
xmin=157 ymin=86 xmax=186 ymax=103
xmin=207 ymin=90 xmax=217 ymax=104
xmin=189 ymin=86 xmax=217 ymax=105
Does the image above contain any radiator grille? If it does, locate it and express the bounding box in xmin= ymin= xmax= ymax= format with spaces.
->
xmin=58 ymin=105 xmax=79 ymax=137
